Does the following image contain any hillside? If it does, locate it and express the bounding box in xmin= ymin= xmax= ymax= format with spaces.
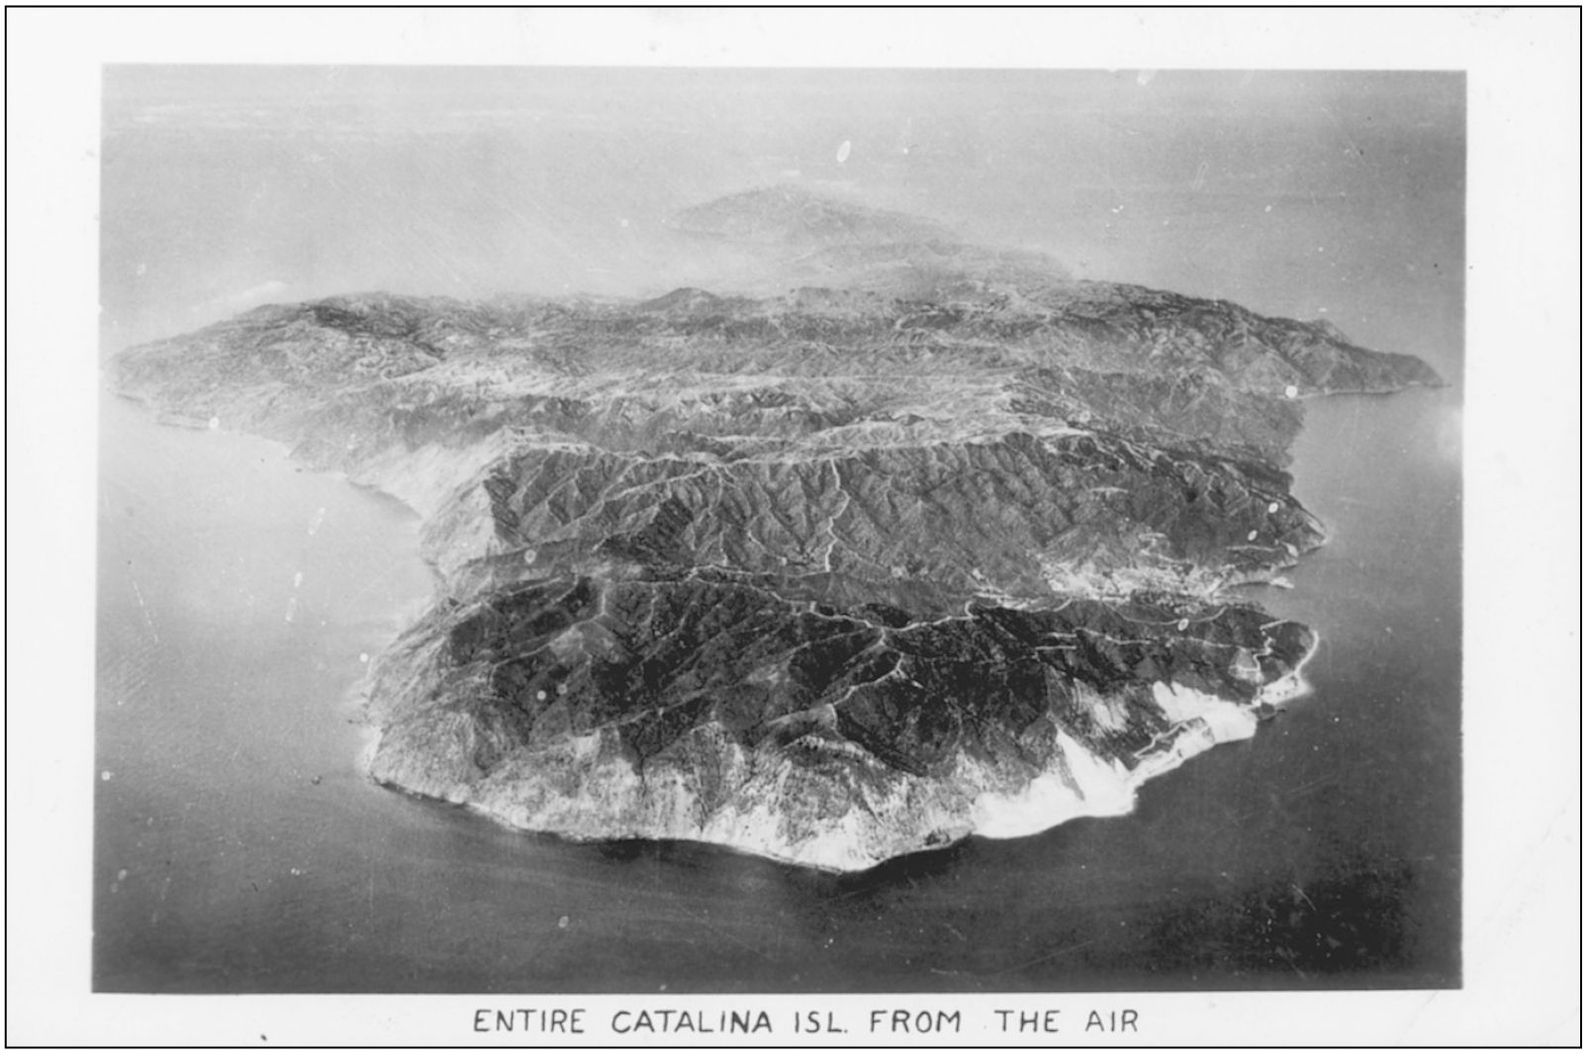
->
xmin=111 ymin=189 xmax=1442 ymax=870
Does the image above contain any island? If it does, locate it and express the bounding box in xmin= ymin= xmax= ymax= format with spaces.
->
xmin=112 ymin=188 xmax=1442 ymax=871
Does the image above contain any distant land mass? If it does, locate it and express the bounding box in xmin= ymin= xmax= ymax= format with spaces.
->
xmin=112 ymin=187 xmax=1443 ymax=871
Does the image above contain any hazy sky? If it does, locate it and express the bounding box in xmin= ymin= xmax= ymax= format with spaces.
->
xmin=101 ymin=66 xmax=1463 ymax=374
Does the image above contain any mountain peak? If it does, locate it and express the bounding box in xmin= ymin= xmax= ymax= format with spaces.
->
xmin=669 ymin=186 xmax=955 ymax=248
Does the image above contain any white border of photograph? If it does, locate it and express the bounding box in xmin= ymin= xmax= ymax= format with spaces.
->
xmin=5 ymin=8 xmax=1579 ymax=1046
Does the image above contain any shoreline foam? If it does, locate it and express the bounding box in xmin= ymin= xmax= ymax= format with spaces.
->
xmin=366 ymin=633 xmax=1324 ymax=875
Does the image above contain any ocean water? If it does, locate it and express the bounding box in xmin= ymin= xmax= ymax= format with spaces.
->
xmin=100 ymin=68 xmax=1462 ymax=359
xmin=94 ymin=67 xmax=1462 ymax=992
xmin=93 ymin=383 xmax=1460 ymax=993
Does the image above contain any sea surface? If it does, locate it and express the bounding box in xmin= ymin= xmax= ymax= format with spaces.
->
xmin=93 ymin=383 xmax=1460 ymax=993
xmin=94 ymin=67 xmax=1463 ymax=992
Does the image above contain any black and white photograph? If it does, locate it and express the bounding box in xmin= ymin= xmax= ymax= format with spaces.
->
xmin=5 ymin=8 xmax=1579 ymax=1047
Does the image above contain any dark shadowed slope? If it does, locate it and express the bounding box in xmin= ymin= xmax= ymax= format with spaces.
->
xmin=111 ymin=189 xmax=1440 ymax=870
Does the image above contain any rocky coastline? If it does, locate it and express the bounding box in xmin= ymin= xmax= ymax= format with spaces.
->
xmin=111 ymin=189 xmax=1440 ymax=871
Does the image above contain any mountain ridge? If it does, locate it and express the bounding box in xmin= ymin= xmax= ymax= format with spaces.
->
xmin=110 ymin=188 xmax=1442 ymax=870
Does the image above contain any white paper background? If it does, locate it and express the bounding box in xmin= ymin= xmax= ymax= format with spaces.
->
xmin=5 ymin=8 xmax=1580 ymax=1046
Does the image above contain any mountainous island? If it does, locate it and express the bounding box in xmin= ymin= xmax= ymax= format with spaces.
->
xmin=112 ymin=187 xmax=1442 ymax=871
